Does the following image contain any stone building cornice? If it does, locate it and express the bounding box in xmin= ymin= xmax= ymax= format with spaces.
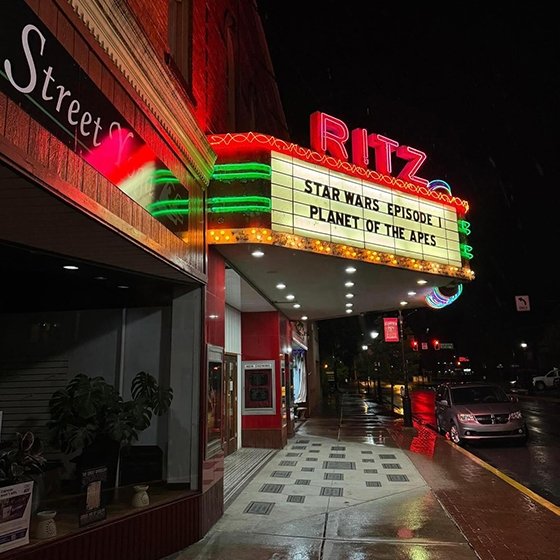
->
xmin=68 ymin=0 xmax=215 ymax=187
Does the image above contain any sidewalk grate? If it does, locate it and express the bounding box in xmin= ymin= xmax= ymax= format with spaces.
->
xmin=320 ymin=487 xmax=343 ymax=497
xmin=287 ymin=495 xmax=305 ymax=503
xmin=260 ymin=483 xmax=285 ymax=493
xmin=271 ymin=471 xmax=292 ymax=478
xmin=244 ymin=501 xmax=274 ymax=515
xmin=322 ymin=461 xmax=355 ymax=470
xmin=325 ymin=473 xmax=344 ymax=480
xmin=387 ymin=474 xmax=409 ymax=482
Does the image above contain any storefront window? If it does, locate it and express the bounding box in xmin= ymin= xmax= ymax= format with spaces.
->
xmin=206 ymin=356 xmax=223 ymax=458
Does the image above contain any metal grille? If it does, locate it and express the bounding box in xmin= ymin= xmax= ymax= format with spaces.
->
xmin=476 ymin=414 xmax=509 ymax=425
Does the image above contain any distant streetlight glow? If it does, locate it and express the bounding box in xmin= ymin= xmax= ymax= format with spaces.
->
xmin=370 ymin=330 xmax=379 ymax=339
xmin=520 ymin=342 xmax=528 ymax=349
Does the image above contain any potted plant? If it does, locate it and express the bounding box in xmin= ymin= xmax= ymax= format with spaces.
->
xmin=0 ymin=431 xmax=46 ymax=487
xmin=1 ymin=431 xmax=47 ymax=513
xmin=47 ymin=371 xmax=173 ymax=493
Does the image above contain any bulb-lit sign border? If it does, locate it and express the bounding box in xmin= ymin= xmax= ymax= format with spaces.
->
xmin=270 ymin=151 xmax=462 ymax=268
xmin=208 ymin=133 xmax=474 ymax=282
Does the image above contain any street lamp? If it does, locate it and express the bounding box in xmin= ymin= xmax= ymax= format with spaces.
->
xmin=398 ymin=309 xmax=413 ymax=427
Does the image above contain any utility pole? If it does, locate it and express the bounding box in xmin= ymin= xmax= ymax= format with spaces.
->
xmin=399 ymin=309 xmax=413 ymax=427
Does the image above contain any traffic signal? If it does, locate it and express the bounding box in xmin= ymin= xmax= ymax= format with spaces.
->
xmin=411 ymin=339 xmax=419 ymax=351
xmin=432 ymin=339 xmax=440 ymax=350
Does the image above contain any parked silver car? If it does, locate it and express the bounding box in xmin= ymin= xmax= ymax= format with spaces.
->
xmin=434 ymin=382 xmax=528 ymax=445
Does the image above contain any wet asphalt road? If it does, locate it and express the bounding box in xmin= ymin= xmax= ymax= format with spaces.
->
xmin=466 ymin=397 xmax=560 ymax=506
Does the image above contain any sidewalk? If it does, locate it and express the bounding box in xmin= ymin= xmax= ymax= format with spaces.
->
xmin=169 ymin=391 xmax=560 ymax=560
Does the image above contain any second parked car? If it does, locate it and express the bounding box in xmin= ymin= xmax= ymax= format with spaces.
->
xmin=532 ymin=368 xmax=560 ymax=391
xmin=434 ymin=382 xmax=528 ymax=445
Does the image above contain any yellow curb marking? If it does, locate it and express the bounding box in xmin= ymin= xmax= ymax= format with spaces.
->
xmin=447 ymin=440 xmax=560 ymax=516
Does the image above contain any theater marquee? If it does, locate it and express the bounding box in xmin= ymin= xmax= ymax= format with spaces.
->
xmin=270 ymin=152 xmax=462 ymax=268
xmin=207 ymin=112 xmax=473 ymax=283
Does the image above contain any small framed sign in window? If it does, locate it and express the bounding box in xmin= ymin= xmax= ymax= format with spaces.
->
xmin=242 ymin=361 xmax=275 ymax=414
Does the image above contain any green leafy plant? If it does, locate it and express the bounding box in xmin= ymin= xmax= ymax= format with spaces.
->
xmin=0 ymin=431 xmax=47 ymax=486
xmin=47 ymin=371 xmax=173 ymax=454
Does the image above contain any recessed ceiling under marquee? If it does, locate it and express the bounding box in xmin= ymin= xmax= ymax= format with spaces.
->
xmin=217 ymin=242 xmax=462 ymax=321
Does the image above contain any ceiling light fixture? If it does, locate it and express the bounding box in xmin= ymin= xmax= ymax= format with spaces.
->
xmin=63 ymin=265 xmax=79 ymax=270
xmin=286 ymin=294 xmax=295 ymax=300
xmin=301 ymin=316 xmax=308 ymax=321
xmin=251 ymin=249 xmax=264 ymax=257
xmin=276 ymin=283 xmax=286 ymax=289
xmin=345 ymin=266 xmax=357 ymax=274
xmin=93 ymin=276 xmax=107 ymax=280
xmin=345 ymin=303 xmax=353 ymax=307
xmin=209 ymin=314 xmax=219 ymax=319
xmin=344 ymin=281 xmax=354 ymax=287
xmin=345 ymin=309 xmax=352 ymax=314
xmin=400 ymin=301 xmax=408 ymax=306
xmin=293 ymin=303 xmax=301 ymax=309
xmin=117 ymin=285 xmax=129 ymax=289
xmin=407 ymin=291 xmax=416 ymax=296
xmin=345 ymin=293 xmax=354 ymax=299
xmin=417 ymin=279 xmax=428 ymax=285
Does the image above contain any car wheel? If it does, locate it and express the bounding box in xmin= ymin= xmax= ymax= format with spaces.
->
xmin=449 ymin=422 xmax=463 ymax=446
xmin=535 ymin=381 xmax=546 ymax=391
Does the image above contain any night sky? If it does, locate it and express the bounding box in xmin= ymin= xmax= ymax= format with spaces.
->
xmin=256 ymin=3 xmax=559 ymax=371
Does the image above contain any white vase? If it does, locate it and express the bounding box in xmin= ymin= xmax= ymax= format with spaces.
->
xmin=35 ymin=510 xmax=57 ymax=539
xmin=131 ymin=485 xmax=149 ymax=508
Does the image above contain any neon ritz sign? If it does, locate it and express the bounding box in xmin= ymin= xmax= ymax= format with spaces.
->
xmin=310 ymin=111 xmax=429 ymax=187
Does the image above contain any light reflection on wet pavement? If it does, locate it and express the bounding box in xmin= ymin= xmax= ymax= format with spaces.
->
xmin=167 ymin=391 xmax=560 ymax=560
xmin=169 ymin=392 xmax=486 ymax=559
